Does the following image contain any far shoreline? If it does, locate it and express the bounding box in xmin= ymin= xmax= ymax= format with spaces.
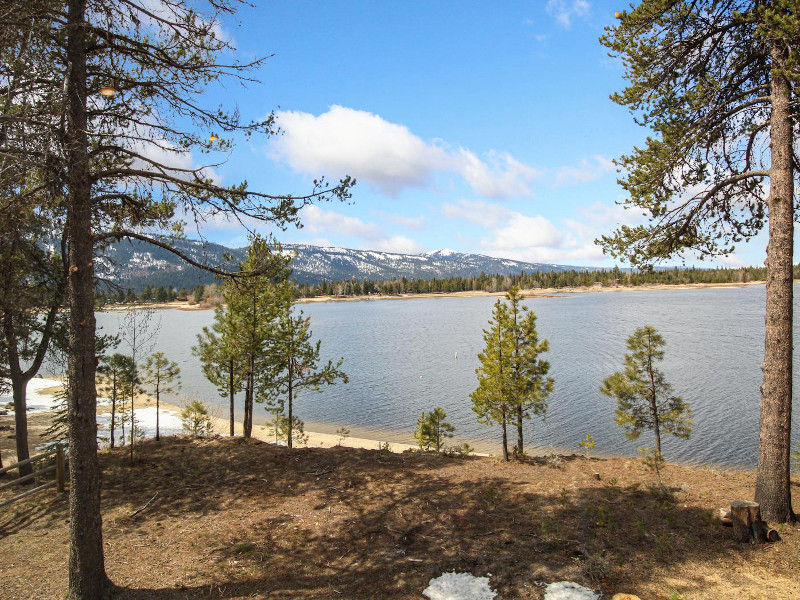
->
xmin=99 ymin=279 xmax=771 ymax=312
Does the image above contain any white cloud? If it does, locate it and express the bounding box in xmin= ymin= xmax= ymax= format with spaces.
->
xmin=373 ymin=211 xmax=428 ymax=230
xmin=368 ymin=236 xmax=426 ymax=254
xmin=554 ymin=155 xmax=615 ymax=186
xmin=272 ymin=106 xmax=449 ymax=195
xmin=295 ymin=205 xmax=426 ymax=255
xmin=441 ymin=199 xmax=610 ymax=264
xmin=455 ymin=149 xmax=543 ymax=198
xmin=546 ymin=0 xmax=591 ymax=28
xmin=270 ymin=106 xmax=543 ymax=199
xmin=300 ymin=204 xmax=383 ymax=239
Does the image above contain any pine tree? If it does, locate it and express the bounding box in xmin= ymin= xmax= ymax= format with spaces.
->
xmin=224 ymin=236 xmax=290 ymax=438
xmin=6 ymin=0 xmax=354 ymax=593
xmin=505 ymin=287 xmax=554 ymax=457
xmin=471 ymin=299 xmax=514 ymax=461
xmin=601 ymin=326 xmax=692 ymax=458
xmin=194 ymin=312 xmax=244 ymax=437
xmin=141 ymin=352 xmax=181 ymax=441
xmin=600 ymin=0 xmax=798 ymax=522
xmin=259 ymin=284 xmax=347 ymax=448
xmin=414 ymin=407 xmax=455 ymax=453
xmin=472 ymin=291 xmax=554 ymax=461
xmin=98 ymin=353 xmax=137 ymax=449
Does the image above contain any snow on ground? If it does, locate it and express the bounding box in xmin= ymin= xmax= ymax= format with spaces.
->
xmin=1 ymin=378 xmax=65 ymax=413
xmin=543 ymin=582 xmax=600 ymax=600
xmin=97 ymin=406 xmax=184 ymax=447
xmin=422 ymin=572 xmax=496 ymax=600
xmin=2 ymin=377 xmax=185 ymax=446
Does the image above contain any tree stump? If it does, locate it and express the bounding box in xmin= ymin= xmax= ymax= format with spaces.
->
xmin=730 ymin=500 xmax=780 ymax=543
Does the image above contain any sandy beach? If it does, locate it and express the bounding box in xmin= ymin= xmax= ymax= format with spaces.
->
xmin=0 ymin=377 xmax=415 ymax=466
xmin=97 ymin=279 xmax=771 ymax=312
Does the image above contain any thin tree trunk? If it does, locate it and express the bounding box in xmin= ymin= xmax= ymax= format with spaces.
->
xmin=501 ymin=412 xmax=508 ymax=462
xmin=516 ymin=405 xmax=524 ymax=457
xmin=244 ymin=358 xmax=253 ymax=438
xmin=756 ymin=50 xmax=795 ymax=523
xmin=109 ymin=385 xmax=116 ymax=450
xmin=647 ymin=335 xmax=662 ymax=455
xmin=66 ymin=0 xmax=111 ymax=594
xmin=129 ymin=391 xmax=135 ymax=463
xmin=9 ymin=372 xmax=32 ymax=478
xmin=155 ymin=387 xmax=160 ymax=441
xmin=228 ymin=360 xmax=234 ymax=436
xmin=287 ymin=362 xmax=293 ymax=449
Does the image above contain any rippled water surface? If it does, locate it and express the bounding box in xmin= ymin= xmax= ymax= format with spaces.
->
xmin=94 ymin=285 xmax=800 ymax=467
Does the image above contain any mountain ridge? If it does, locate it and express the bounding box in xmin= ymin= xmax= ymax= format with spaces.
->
xmin=97 ymin=237 xmax=593 ymax=290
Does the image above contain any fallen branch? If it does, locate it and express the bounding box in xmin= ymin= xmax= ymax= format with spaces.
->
xmin=128 ymin=492 xmax=159 ymax=519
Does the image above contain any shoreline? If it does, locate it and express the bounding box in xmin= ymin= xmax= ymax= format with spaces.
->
xmin=3 ymin=378 xmax=758 ymax=470
xmin=98 ymin=279 xmax=770 ymax=312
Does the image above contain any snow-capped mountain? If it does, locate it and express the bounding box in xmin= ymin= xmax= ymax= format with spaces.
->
xmin=98 ymin=238 xmax=589 ymax=289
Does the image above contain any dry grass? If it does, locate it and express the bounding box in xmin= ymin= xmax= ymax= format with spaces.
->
xmin=1 ymin=436 xmax=799 ymax=599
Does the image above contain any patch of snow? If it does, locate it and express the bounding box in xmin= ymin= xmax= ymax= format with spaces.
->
xmin=544 ymin=581 xmax=600 ymax=600
xmin=1 ymin=378 xmax=65 ymax=413
xmin=97 ymin=406 xmax=184 ymax=447
xmin=423 ymin=572 xmax=496 ymax=600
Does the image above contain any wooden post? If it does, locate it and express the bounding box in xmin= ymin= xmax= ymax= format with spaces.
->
xmin=56 ymin=445 xmax=65 ymax=493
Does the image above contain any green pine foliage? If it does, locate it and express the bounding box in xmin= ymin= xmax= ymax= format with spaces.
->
xmin=97 ymin=353 xmax=138 ymax=449
xmin=141 ymin=352 xmax=181 ymax=442
xmin=259 ymin=284 xmax=348 ymax=448
xmin=181 ymin=400 xmax=213 ymax=438
xmin=471 ymin=288 xmax=553 ymax=461
xmin=472 ymin=298 xmax=514 ymax=461
xmin=601 ymin=326 xmax=692 ymax=458
xmin=413 ymin=407 xmax=455 ymax=453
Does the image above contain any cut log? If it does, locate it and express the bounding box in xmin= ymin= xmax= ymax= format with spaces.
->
xmin=719 ymin=508 xmax=733 ymax=526
xmin=730 ymin=500 xmax=776 ymax=544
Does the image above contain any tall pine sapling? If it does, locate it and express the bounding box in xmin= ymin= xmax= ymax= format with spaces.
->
xmin=601 ymin=326 xmax=692 ymax=463
xmin=141 ymin=352 xmax=181 ymax=441
xmin=505 ymin=287 xmax=554 ymax=457
xmin=259 ymin=284 xmax=347 ymax=448
xmin=471 ymin=299 xmax=513 ymax=461
xmin=98 ymin=353 xmax=137 ymax=449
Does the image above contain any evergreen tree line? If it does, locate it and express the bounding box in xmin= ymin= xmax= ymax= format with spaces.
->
xmin=98 ymin=262 xmax=797 ymax=307
xmin=295 ymin=264 xmax=796 ymax=299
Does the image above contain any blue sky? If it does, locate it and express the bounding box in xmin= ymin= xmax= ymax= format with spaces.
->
xmin=187 ymin=0 xmax=771 ymax=268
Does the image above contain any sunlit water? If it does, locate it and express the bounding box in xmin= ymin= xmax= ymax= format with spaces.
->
xmin=87 ymin=285 xmax=800 ymax=468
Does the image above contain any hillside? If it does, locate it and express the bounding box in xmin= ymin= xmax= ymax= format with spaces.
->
xmin=97 ymin=238 xmax=587 ymax=290
xmin=1 ymin=436 xmax=798 ymax=599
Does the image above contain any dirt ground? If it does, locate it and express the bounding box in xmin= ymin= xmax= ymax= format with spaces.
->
xmin=1 ymin=435 xmax=799 ymax=600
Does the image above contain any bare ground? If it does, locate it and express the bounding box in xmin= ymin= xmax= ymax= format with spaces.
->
xmin=1 ymin=436 xmax=799 ymax=599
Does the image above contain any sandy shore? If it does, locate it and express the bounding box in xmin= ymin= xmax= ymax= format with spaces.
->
xmin=0 ymin=378 xmax=417 ymax=462
xmin=96 ymin=279 xmax=771 ymax=312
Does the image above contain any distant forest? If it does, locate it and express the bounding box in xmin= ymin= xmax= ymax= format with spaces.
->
xmin=97 ymin=264 xmax=793 ymax=307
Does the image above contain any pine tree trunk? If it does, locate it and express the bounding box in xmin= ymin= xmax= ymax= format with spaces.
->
xmin=756 ymin=50 xmax=795 ymax=523
xmin=647 ymin=335 xmax=662 ymax=455
xmin=501 ymin=412 xmax=509 ymax=462
xmin=287 ymin=363 xmax=293 ymax=449
xmin=516 ymin=405 xmax=524 ymax=457
xmin=9 ymin=368 xmax=32 ymax=478
xmin=110 ymin=391 xmax=116 ymax=450
xmin=243 ymin=359 xmax=253 ymax=439
xmin=155 ymin=389 xmax=160 ymax=441
xmin=66 ymin=0 xmax=111 ymax=595
xmin=228 ymin=360 xmax=235 ymax=436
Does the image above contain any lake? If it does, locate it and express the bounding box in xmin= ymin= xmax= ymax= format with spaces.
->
xmin=92 ymin=284 xmax=800 ymax=468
